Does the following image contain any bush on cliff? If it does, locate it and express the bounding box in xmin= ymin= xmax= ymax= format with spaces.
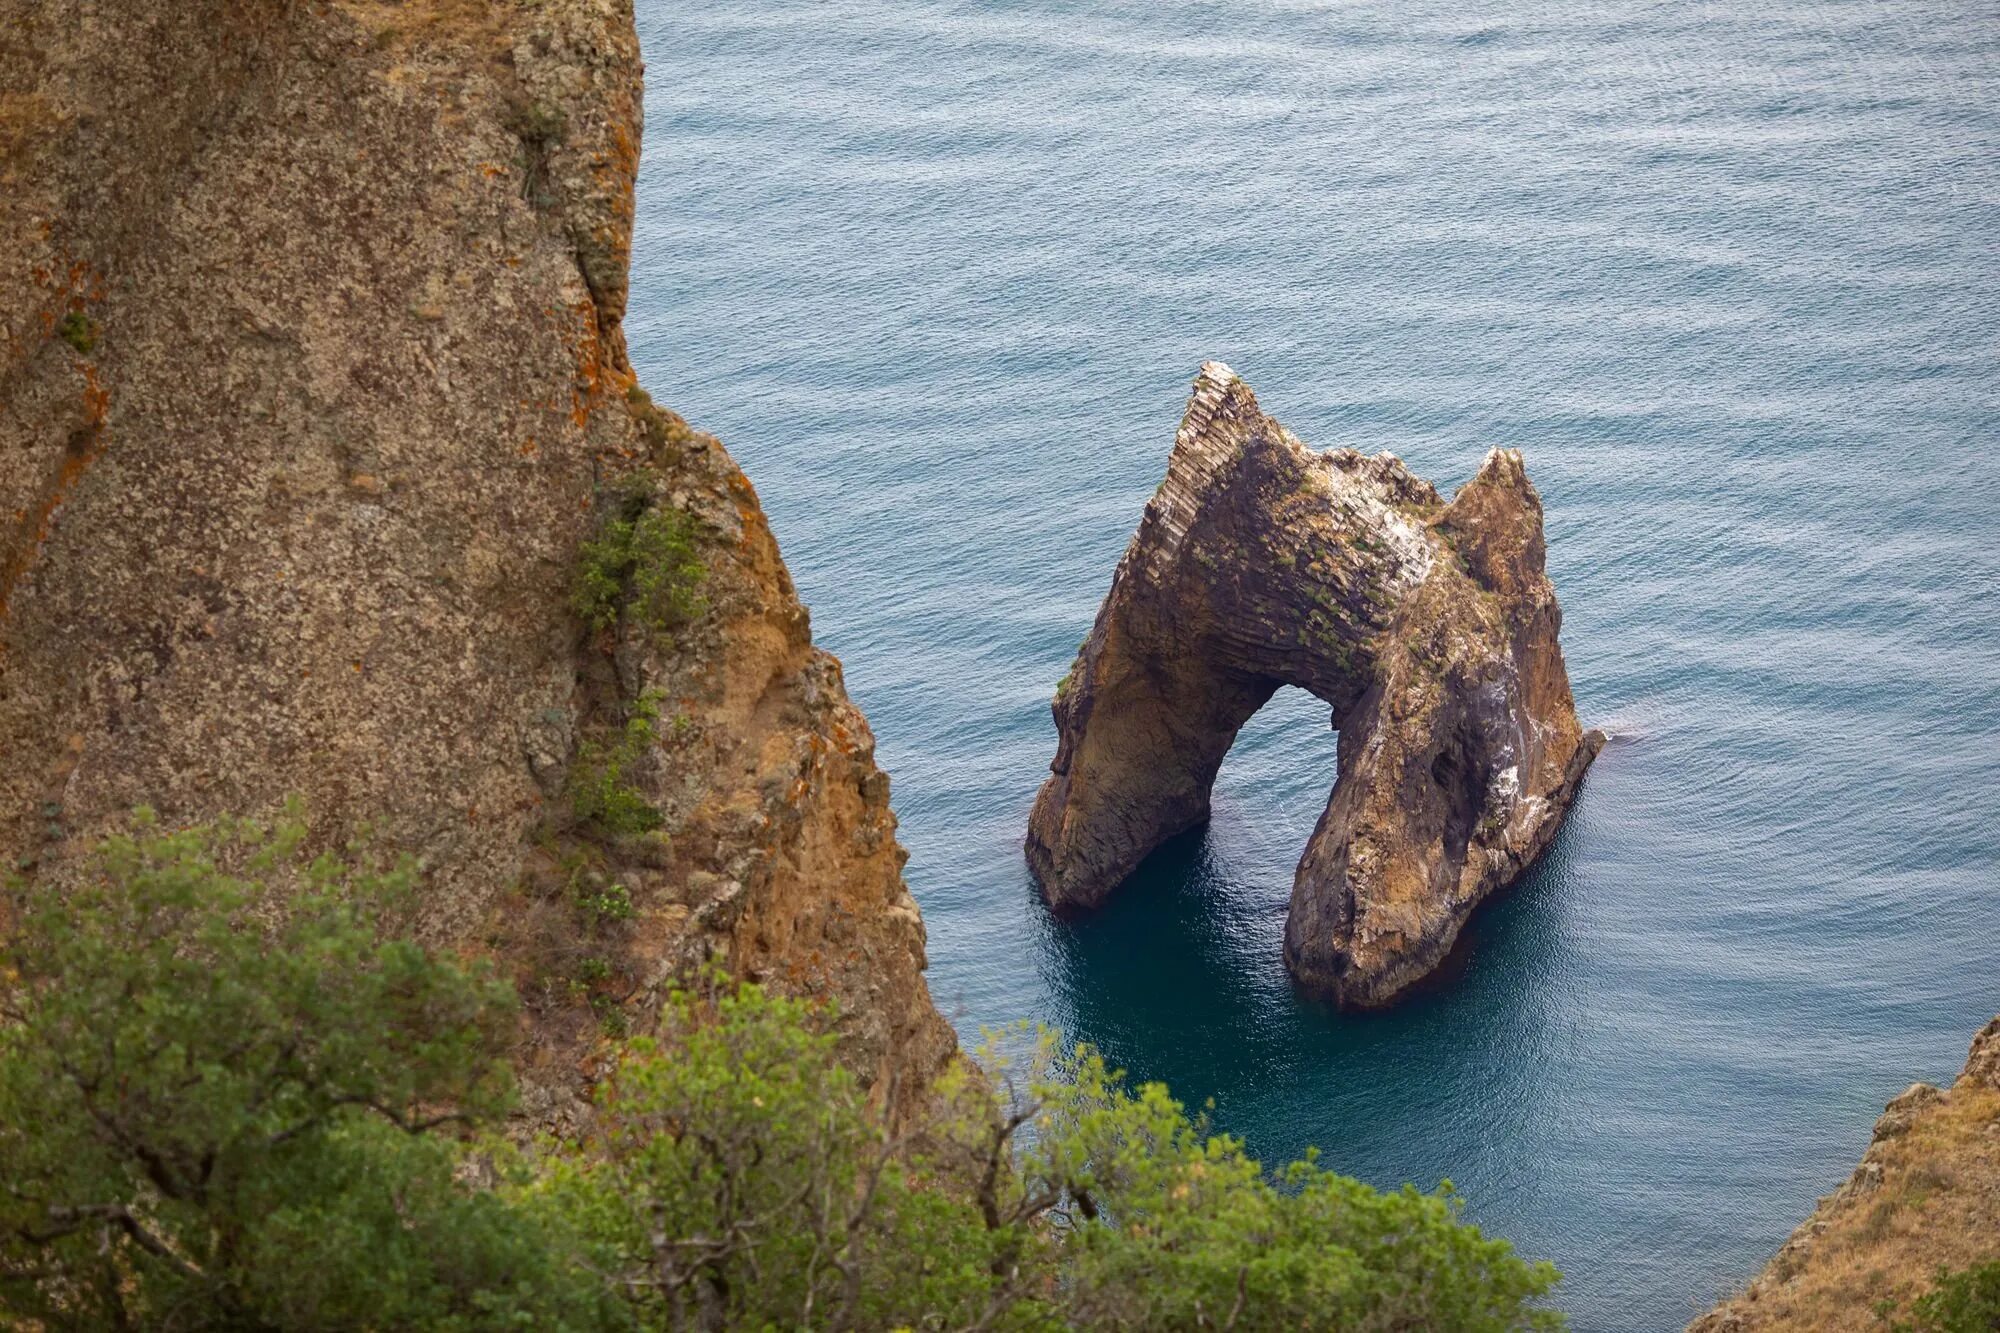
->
xmin=573 ymin=483 xmax=706 ymax=640
xmin=521 ymin=984 xmax=1040 ymax=1331
xmin=0 ymin=810 xmax=597 ymax=1330
xmin=518 ymin=985 xmax=1562 ymax=1331
xmin=0 ymin=814 xmax=1564 ymax=1331
xmin=1900 ymin=1261 xmax=2000 ymax=1333
xmin=1021 ymin=1048 xmax=1561 ymax=1331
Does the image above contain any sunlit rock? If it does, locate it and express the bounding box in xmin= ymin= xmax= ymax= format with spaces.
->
xmin=1027 ymin=363 xmax=1602 ymax=1007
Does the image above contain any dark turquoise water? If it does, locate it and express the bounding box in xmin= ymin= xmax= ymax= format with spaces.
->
xmin=632 ymin=3 xmax=2000 ymax=1327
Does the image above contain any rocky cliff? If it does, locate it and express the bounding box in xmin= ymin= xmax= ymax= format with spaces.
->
xmin=1027 ymin=363 xmax=1600 ymax=1007
xmin=1691 ymin=1017 xmax=2000 ymax=1331
xmin=0 ymin=0 xmax=952 ymax=1115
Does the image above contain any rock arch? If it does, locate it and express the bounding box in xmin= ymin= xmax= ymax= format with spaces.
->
xmin=1026 ymin=364 xmax=1602 ymax=1007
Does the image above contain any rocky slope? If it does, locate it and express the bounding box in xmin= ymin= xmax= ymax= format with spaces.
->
xmin=1027 ymin=363 xmax=1600 ymax=1007
xmin=0 ymin=0 xmax=952 ymax=1116
xmin=1691 ymin=1017 xmax=2000 ymax=1331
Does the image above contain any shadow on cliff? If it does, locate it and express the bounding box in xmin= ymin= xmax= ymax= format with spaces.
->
xmin=1029 ymin=784 xmax=1596 ymax=1176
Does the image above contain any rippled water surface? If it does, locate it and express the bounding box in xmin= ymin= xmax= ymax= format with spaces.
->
xmin=633 ymin=3 xmax=2000 ymax=1327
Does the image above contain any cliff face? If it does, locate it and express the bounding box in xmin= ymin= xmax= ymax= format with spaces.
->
xmin=1027 ymin=363 xmax=1600 ymax=1007
xmin=1690 ymin=1017 xmax=2000 ymax=1332
xmin=0 ymin=0 xmax=952 ymax=1111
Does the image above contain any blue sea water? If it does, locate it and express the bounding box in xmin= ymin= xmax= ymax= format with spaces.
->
xmin=632 ymin=3 xmax=2000 ymax=1327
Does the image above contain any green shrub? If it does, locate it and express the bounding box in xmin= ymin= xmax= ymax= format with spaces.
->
xmin=523 ymin=986 xmax=1565 ymax=1332
xmin=577 ymin=878 xmax=634 ymax=925
xmin=1000 ymin=1031 xmax=1564 ymax=1332
xmin=56 ymin=310 xmax=97 ymax=354
xmin=566 ymin=691 xmax=665 ymax=837
xmin=3 ymin=816 xmax=1566 ymax=1332
xmin=0 ymin=809 xmax=592 ymax=1329
xmin=626 ymin=507 xmax=707 ymax=633
xmin=524 ymin=984 xmax=1041 ymax=1331
xmin=573 ymin=486 xmax=706 ymax=641
xmin=1901 ymin=1261 xmax=2000 ymax=1332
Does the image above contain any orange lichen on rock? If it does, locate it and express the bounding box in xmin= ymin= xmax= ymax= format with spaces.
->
xmin=0 ymin=363 xmax=109 ymax=630
xmin=567 ymin=296 xmax=605 ymax=428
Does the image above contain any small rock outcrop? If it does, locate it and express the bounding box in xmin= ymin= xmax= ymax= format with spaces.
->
xmin=1689 ymin=1017 xmax=2000 ymax=1332
xmin=1026 ymin=363 xmax=1602 ymax=1007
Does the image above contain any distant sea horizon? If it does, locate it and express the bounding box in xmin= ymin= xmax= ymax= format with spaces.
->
xmin=636 ymin=3 xmax=2000 ymax=1328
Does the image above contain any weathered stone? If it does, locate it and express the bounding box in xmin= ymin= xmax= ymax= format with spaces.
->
xmin=1871 ymin=1083 xmax=1945 ymax=1141
xmin=1027 ymin=362 xmax=1601 ymax=1007
xmin=1 ymin=0 xmax=952 ymax=1113
xmin=1688 ymin=1016 xmax=2000 ymax=1332
xmin=1963 ymin=1015 xmax=2000 ymax=1090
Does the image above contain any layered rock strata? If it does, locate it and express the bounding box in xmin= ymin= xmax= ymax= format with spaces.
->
xmin=0 ymin=0 xmax=952 ymax=1115
xmin=1690 ymin=1017 xmax=2000 ymax=1332
xmin=1027 ymin=363 xmax=1601 ymax=1007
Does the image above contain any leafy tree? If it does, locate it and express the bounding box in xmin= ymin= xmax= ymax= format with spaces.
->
xmin=0 ymin=810 xmax=586 ymax=1330
xmin=528 ymin=986 xmax=1564 ymax=1332
xmin=991 ymin=1032 xmax=1564 ymax=1332
xmin=1 ymin=812 xmax=1565 ymax=1332
xmin=523 ymin=983 xmax=1046 ymax=1332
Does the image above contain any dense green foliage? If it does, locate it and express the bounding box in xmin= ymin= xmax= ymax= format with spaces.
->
xmin=573 ymin=485 xmax=706 ymax=639
xmin=1898 ymin=1261 xmax=2000 ymax=1333
xmin=1017 ymin=1049 xmax=1561 ymax=1331
xmin=567 ymin=692 xmax=667 ymax=837
xmin=1 ymin=815 xmax=1564 ymax=1331
xmin=0 ymin=810 xmax=583 ymax=1329
xmin=527 ymin=987 xmax=1030 ymax=1331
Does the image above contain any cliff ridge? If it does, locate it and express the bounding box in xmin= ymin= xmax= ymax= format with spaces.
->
xmin=1691 ymin=1017 xmax=2000 ymax=1331
xmin=0 ymin=0 xmax=953 ymax=1114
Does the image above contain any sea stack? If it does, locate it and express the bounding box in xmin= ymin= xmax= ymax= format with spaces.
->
xmin=1026 ymin=363 xmax=1602 ymax=1007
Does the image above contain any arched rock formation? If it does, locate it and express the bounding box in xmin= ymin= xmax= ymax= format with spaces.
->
xmin=1025 ymin=363 xmax=1603 ymax=1008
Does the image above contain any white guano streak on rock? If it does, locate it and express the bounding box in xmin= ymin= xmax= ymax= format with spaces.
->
xmin=1324 ymin=458 xmax=1436 ymax=592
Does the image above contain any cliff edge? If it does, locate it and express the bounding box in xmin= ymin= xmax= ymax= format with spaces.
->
xmin=1690 ymin=1016 xmax=2000 ymax=1332
xmin=1027 ymin=363 xmax=1600 ymax=1007
xmin=0 ymin=0 xmax=953 ymax=1115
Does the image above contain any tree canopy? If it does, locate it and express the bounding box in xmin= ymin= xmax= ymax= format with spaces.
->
xmin=1 ymin=812 xmax=1565 ymax=1331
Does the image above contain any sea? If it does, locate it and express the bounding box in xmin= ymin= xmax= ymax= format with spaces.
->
xmin=631 ymin=3 xmax=2000 ymax=1327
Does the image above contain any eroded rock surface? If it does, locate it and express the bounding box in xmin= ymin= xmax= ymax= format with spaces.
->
xmin=1 ymin=0 xmax=952 ymax=1118
xmin=1689 ymin=1017 xmax=2000 ymax=1332
xmin=1026 ymin=363 xmax=1601 ymax=1007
